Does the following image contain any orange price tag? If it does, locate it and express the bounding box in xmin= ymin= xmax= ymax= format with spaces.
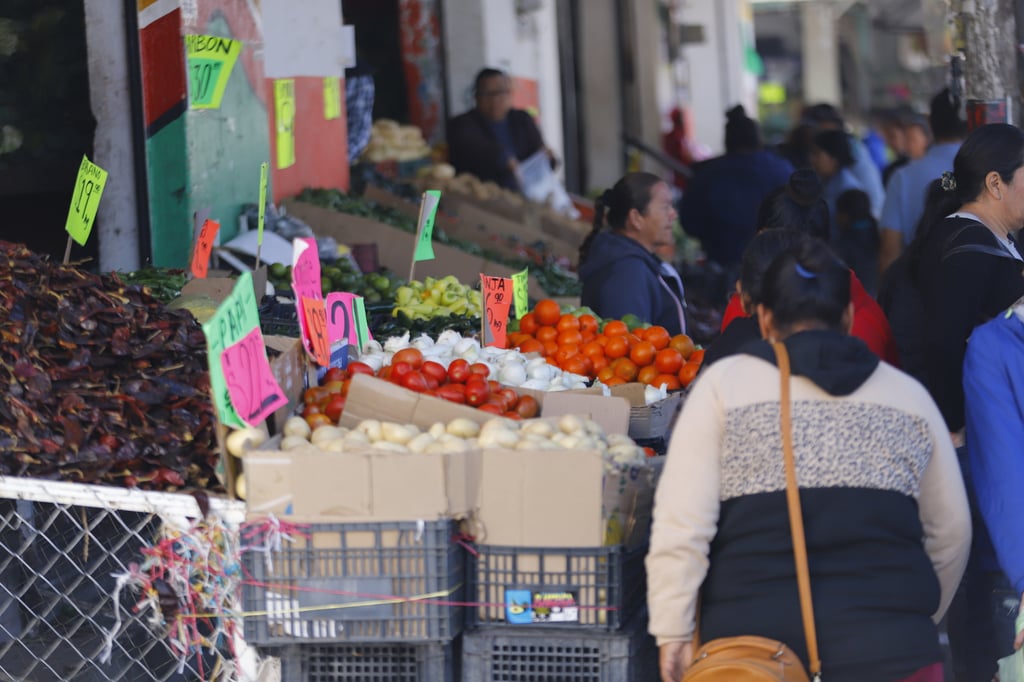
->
xmin=481 ymin=275 xmax=513 ymax=348
xmin=190 ymin=219 xmax=220 ymax=278
xmin=301 ymin=296 xmax=331 ymax=366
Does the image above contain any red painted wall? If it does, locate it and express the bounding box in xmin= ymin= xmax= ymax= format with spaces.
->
xmin=266 ymin=76 xmax=349 ymax=202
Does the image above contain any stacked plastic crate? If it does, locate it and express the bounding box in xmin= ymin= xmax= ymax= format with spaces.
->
xmin=461 ymin=540 xmax=659 ymax=681
xmin=242 ymin=520 xmax=465 ymax=681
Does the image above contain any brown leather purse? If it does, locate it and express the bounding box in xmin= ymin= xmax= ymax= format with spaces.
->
xmin=682 ymin=342 xmax=822 ymax=681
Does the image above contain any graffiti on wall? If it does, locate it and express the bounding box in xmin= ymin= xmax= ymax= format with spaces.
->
xmin=398 ymin=0 xmax=446 ymax=144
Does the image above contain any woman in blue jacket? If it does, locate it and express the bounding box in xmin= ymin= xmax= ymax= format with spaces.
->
xmin=578 ymin=172 xmax=686 ymax=335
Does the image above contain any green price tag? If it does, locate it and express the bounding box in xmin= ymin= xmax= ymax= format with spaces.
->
xmin=353 ymin=296 xmax=370 ymax=352
xmin=185 ymin=35 xmax=242 ymax=109
xmin=275 ymin=79 xmax=296 ymax=169
xmin=64 ymin=155 xmax=109 ymax=247
xmin=201 ymin=271 xmax=261 ymax=428
xmin=257 ymin=162 xmax=268 ymax=245
xmin=323 ymin=77 xmax=341 ymax=120
xmin=413 ymin=190 xmax=441 ymax=262
xmin=512 ymin=267 xmax=529 ymax=320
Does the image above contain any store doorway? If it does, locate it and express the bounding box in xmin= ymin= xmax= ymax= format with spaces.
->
xmin=0 ymin=0 xmax=97 ymax=265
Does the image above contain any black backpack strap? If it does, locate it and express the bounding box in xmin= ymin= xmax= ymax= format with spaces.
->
xmin=943 ymin=244 xmax=1017 ymax=261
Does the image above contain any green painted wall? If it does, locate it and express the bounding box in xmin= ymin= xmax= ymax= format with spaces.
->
xmin=146 ymin=115 xmax=191 ymax=267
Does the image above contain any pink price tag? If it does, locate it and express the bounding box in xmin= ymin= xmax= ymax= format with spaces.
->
xmin=291 ymin=238 xmax=323 ymax=359
xmin=221 ymin=327 xmax=289 ymax=427
xmin=326 ymin=292 xmax=360 ymax=347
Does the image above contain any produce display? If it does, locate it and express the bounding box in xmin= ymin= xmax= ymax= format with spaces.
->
xmin=296 ymin=188 xmax=583 ymax=297
xmin=276 ymin=413 xmax=651 ymax=466
xmin=0 ymin=242 xmax=220 ymax=490
xmin=507 ymin=299 xmax=705 ymax=389
xmin=361 ymin=119 xmax=431 ymax=163
xmin=268 ymin=258 xmax=403 ymax=305
xmin=392 ymin=276 xmax=482 ymax=320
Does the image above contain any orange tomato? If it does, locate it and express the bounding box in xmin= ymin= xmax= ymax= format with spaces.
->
xmin=654 ymin=348 xmax=683 ymax=375
xmin=630 ymin=341 xmax=656 ymax=367
xmin=645 ymin=326 xmax=670 ymax=350
xmin=689 ymin=348 xmax=706 ymax=365
xmin=562 ymin=355 xmax=590 ymax=376
xmin=604 ymin=376 xmax=627 ymax=386
xmin=534 ymin=299 xmax=561 ymax=326
xmin=582 ymin=340 xmax=605 ymax=360
xmin=518 ymin=338 xmax=544 ymax=355
xmin=556 ymin=314 xmax=581 ymax=333
xmin=507 ymin=332 xmax=531 ymax=348
xmin=625 ymin=333 xmax=642 ymax=349
xmin=596 ymin=335 xmax=610 ymax=347
xmin=612 ymin=357 xmax=639 ymax=382
xmin=554 ymin=344 xmax=580 ymax=365
xmin=591 ymin=355 xmax=609 ymax=374
xmin=597 ymin=366 xmax=616 ymax=384
xmin=579 ymin=314 xmax=599 ymax=335
xmin=669 ymin=334 xmax=695 ymax=360
xmin=603 ymin=320 xmax=628 ymax=337
xmin=556 ymin=330 xmax=583 ymax=347
xmin=605 ymin=336 xmax=629 ymax=359
xmin=652 ymin=373 xmax=682 ymax=391
xmin=542 ymin=340 xmax=559 ymax=357
xmin=519 ymin=312 xmax=539 ymax=336
xmin=679 ymin=361 xmax=700 ymax=387
xmin=637 ymin=364 xmax=660 ymax=385
xmin=631 ymin=326 xmax=648 ymax=341
xmin=536 ymin=326 xmax=559 ymax=344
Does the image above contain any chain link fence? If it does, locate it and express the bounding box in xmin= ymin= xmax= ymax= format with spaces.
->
xmin=0 ymin=478 xmax=246 ymax=682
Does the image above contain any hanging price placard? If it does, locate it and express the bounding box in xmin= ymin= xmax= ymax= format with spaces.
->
xmin=64 ymin=155 xmax=109 ymax=248
xmin=481 ymin=275 xmax=513 ymax=348
xmin=326 ymin=292 xmax=360 ymax=347
xmin=291 ymin=238 xmax=323 ymax=360
xmin=201 ymin=271 xmax=261 ymax=428
xmin=275 ymin=79 xmax=296 ymax=169
xmin=185 ymin=34 xmax=242 ymax=109
xmin=323 ymin=77 xmax=342 ymax=120
xmin=511 ymin=267 xmax=529 ymax=320
xmin=221 ymin=326 xmax=289 ymax=427
xmin=190 ymin=219 xmax=221 ymax=279
xmin=302 ymin=296 xmax=331 ymax=367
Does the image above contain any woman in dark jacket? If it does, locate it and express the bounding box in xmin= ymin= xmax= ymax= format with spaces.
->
xmin=578 ymin=172 xmax=686 ymax=335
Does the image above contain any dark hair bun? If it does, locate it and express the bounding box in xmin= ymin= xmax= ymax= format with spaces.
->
xmin=726 ymin=105 xmax=748 ymax=123
xmin=785 ymin=170 xmax=823 ymax=207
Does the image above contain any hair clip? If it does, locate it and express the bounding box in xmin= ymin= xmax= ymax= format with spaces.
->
xmin=941 ymin=171 xmax=957 ymax=192
xmin=794 ymin=263 xmax=817 ymax=279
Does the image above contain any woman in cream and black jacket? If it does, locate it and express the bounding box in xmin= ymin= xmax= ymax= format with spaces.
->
xmin=647 ymin=238 xmax=971 ymax=682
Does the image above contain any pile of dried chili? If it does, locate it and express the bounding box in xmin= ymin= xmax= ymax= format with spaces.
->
xmin=0 ymin=241 xmax=221 ymax=491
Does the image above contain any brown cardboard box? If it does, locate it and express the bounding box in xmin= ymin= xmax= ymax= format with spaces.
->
xmin=473 ymin=448 xmax=660 ymax=549
xmin=263 ymin=335 xmax=313 ymax=435
xmin=609 ymin=383 xmax=685 ymax=441
xmin=283 ymin=201 xmax=547 ymax=299
xmin=244 ymin=445 xmax=478 ymax=521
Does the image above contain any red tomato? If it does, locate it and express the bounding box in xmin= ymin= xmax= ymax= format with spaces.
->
xmin=514 ymin=394 xmax=540 ymax=419
xmin=323 ymin=380 xmax=345 ymax=395
xmin=304 ymin=413 xmax=332 ymax=429
xmin=301 ymin=403 xmax=323 ymax=419
xmin=400 ymin=371 xmax=429 ymax=393
xmin=390 ymin=362 xmax=413 ymax=383
xmin=465 ymin=380 xmax=491 ymax=407
xmin=503 ymin=411 xmax=523 ymax=420
xmin=424 ymin=375 xmax=440 ymax=391
xmin=498 ymin=388 xmax=519 ymax=408
xmin=378 ymin=365 xmax=393 ymax=381
xmin=393 ymin=348 xmax=424 ymax=369
xmin=421 ymin=361 xmax=448 ymax=385
xmin=303 ymin=387 xmax=329 ymax=405
xmin=347 ymin=361 xmax=375 ymax=377
xmin=477 ymin=403 xmax=503 ymax=415
xmin=488 ymin=380 xmax=502 ymax=393
xmin=469 ymin=362 xmax=491 ymax=378
xmin=447 ymin=358 xmax=471 ymax=384
xmin=323 ymin=367 xmax=348 ymax=384
xmin=323 ymin=395 xmax=347 ymax=422
xmin=435 ymin=385 xmax=467 ymax=404
xmin=488 ymin=395 xmax=511 ymax=412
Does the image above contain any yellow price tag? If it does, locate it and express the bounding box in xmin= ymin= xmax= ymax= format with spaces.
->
xmin=64 ymin=156 xmax=109 ymax=247
xmin=275 ymin=79 xmax=296 ymax=169
xmin=323 ymin=77 xmax=341 ymax=120
xmin=512 ymin=267 xmax=529 ymax=320
xmin=185 ymin=35 xmax=242 ymax=109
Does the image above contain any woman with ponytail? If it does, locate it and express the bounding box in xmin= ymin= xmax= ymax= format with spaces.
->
xmin=578 ymin=172 xmax=686 ymax=335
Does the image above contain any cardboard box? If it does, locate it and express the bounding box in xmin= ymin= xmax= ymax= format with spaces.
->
xmin=472 ymin=448 xmax=660 ymax=549
xmin=263 ymin=335 xmax=312 ymax=435
xmin=244 ymin=444 xmax=477 ymax=521
xmin=609 ymin=383 xmax=685 ymax=441
xmin=284 ymin=201 xmax=548 ymax=299
xmin=338 ymin=373 xmax=493 ymax=430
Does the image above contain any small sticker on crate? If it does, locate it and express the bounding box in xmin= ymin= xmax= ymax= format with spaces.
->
xmin=504 ymin=589 xmax=580 ymax=624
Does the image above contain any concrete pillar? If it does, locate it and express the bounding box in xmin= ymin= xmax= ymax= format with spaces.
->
xmin=83 ymin=0 xmax=141 ymax=272
xmin=956 ymin=0 xmax=1019 ymax=123
xmin=578 ymin=0 xmax=624 ymax=192
xmin=801 ymin=1 xmax=841 ymax=105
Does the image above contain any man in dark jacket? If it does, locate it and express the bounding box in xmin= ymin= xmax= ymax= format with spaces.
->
xmin=447 ymin=68 xmax=550 ymax=191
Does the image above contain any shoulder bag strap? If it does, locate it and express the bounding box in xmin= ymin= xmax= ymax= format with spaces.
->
xmin=772 ymin=341 xmax=822 ymax=680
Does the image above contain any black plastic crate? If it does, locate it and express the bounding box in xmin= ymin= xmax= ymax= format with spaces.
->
xmin=259 ymin=299 xmax=300 ymax=337
xmin=274 ymin=639 xmax=459 ymax=682
xmin=467 ymin=544 xmax=646 ymax=630
xmin=243 ymin=520 xmax=464 ymax=645
xmin=461 ymin=616 xmax=657 ymax=681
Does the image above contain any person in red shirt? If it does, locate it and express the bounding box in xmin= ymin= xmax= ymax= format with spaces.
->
xmin=662 ymin=107 xmax=707 ymax=193
xmin=719 ymin=170 xmax=900 ymax=366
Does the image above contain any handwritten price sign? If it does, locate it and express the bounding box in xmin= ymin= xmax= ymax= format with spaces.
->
xmin=185 ymin=35 xmax=242 ymax=109
xmin=323 ymin=77 xmax=341 ymax=120
xmin=302 ymin=297 xmax=331 ymax=367
xmin=292 ymin=238 xmax=323 ymax=361
xmin=221 ymin=327 xmax=288 ymax=427
xmin=64 ymin=156 xmax=108 ymax=247
xmin=326 ymin=292 xmax=359 ymax=347
xmin=190 ymin=219 xmax=220 ymax=278
xmin=201 ymin=271 xmax=261 ymax=428
xmin=512 ymin=267 xmax=529 ymax=320
xmin=481 ymin=275 xmax=513 ymax=348
xmin=275 ymin=79 xmax=296 ymax=169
